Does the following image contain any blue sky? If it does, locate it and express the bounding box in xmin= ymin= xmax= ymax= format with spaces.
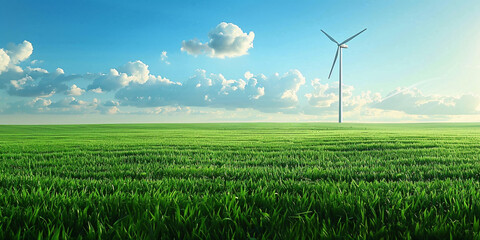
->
xmin=1 ymin=0 xmax=480 ymax=123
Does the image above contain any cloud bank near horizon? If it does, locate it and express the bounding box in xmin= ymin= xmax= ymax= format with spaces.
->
xmin=0 ymin=39 xmax=479 ymax=122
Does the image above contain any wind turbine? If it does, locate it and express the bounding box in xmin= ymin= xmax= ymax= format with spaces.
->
xmin=321 ymin=28 xmax=366 ymax=123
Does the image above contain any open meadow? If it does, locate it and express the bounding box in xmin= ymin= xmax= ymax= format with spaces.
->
xmin=1 ymin=123 xmax=480 ymax=239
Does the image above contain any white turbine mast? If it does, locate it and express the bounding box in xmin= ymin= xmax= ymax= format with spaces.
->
xmin=321 ymin=28 xmax=366 ymax=123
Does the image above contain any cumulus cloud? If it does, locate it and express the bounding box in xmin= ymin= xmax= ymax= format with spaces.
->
xmin=87 ymin=60 xmax=176 ymax=92
xmin=2 ymin=98 xmax=51 ymax=114
xmin=0 ymin=41 xmax=80 ymax=97
xmin=181 ymin=22 xmax=255 ymax=58
xmin=0 ymin=49 xmax=10 ymax=74
xmin=106 ymin=106 xmax=119 ymax=114
xmin=49 ymin=97 xmax=82 ymax=109
xmin=305 ymin=79 xmax=338 ymax=108
xmin=372 ymin=87 xmax=480 ymax=115
xmin=2 ymin=39 xmax=479 ymax=122
xmin=244 ymin=71 xmax=254 ymax=80
xmin=181 ymin=39 xmax=211 ymax=56
xmin=302 ymin=80 xmax=480 ymax=119
xmin=115 ymin=70 xmax=305 ymax=111
xmin=6 ymin=40 xmax=33 ymax=64
xmin=6 ymin=67 xmax=79 ymax=97
xmin=90 ymin=88 xmax=103 ymax=93
xmin=304 ymin=79 xmax=381 ymax=111
xmin=0 ymin=40 xmax=34 ymax=83
xmin=67 ymin=84 xmax=85 ymax=96
xmin=115 ymin=69 xmax=304 ymax=112
xmin=96 ymin=99 xmax=120 ymax=114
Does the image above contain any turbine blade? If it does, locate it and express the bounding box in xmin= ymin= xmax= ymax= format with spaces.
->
xmin=328 ymin=47 xmax=339 ymax=79
xmin=321 ymin=30 xmax=339 ymax=45
xmin=340 ymin=28 xmax=367 ymax=45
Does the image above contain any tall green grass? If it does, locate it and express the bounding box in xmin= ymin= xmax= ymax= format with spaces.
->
xmin=1 ymin=123 xmax=480 ymax=239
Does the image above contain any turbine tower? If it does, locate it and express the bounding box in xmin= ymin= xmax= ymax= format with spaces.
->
xmin=321 ymin=28 xmax=366 ymax=123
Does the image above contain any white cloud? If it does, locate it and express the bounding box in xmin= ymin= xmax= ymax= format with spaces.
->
xmin=5 ymin=67 xmax=78 ymax=97
xmin=2 ymin=96 xmax=122 ymax=115
xmin=0 ymin=41 xmax=80 ymax=97
xmin=107 ymin=106 xmax=119 ymax=114
xmin=0 ymin=41 xmax=34 ymax=83
xmin=67 ymin=84 xmax=85 ymax=96
xmin=30 ymin=97 xmax=52 ymax=112
xmin=117 ymin=60 xmax=149 ymax=84
xmin=303 ymin=81 xmax=480 ymax=120
xmin=2 ymin=39 xmax=479 ymax=122
xmin=305 ymin=79 xmax=337 ymax=108
xmin=1 ymin=96 xmax=125 ymax=116
xmin=372 ymin=87 xmax=480 ymax=115
xmin=149 ymin=106 xmax=192 ymax=115
xmin=10 ymin=76 xmax=32 ymax=90
xmin=88 ymin=60 xmax=176 ymax=92
xmin=161 ymin=51 xmax=170 ymax=65
xmin=115 ymin=68 xmax=304 ymax=112
xmin=0 ymin=49 xmax=10 ymax=74
xmin=3 ymin=97 xmax=94 ymax=114
xmin=181 ymin=39 xmax=212 ymax=56
xmin=103 ymin=100 xmax=119 ymax=107
xmin=303 ymin=79 xmax=385 ymax=118
xmin=6 ymin=40 xmax=33 ymax=64
xmin=90 ymin=88 xmax=103 ymax=93
xmin=181 ymin=22 xmax=255 ymax=58
xmin=244 ymin=71 xmax=253 ymax=80
xmin=305 ymin=79 xmax=381 ymax=111
xmin=30 ymin=59 xmax=43 ymax=65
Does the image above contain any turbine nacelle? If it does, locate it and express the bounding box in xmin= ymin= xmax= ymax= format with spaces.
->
xmin=340 ymin=44 xmax=348 ymax=48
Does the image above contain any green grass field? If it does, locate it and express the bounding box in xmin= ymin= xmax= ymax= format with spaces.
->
xmin=1 ymin=123 xmax=480 ymax=239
